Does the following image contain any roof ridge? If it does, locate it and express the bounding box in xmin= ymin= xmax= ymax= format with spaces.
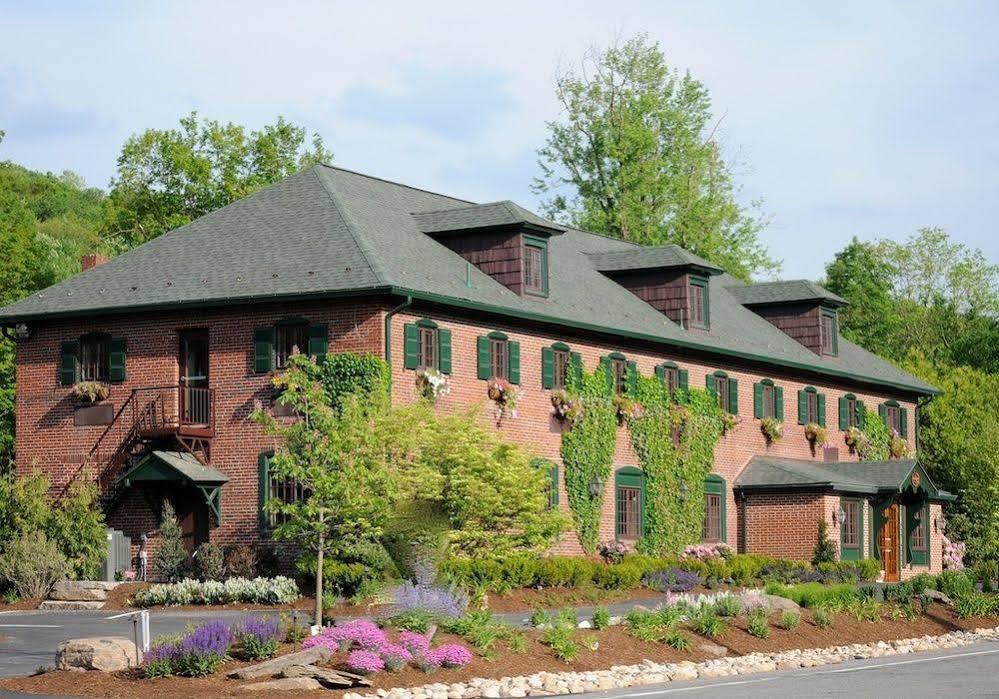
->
xmin=317 ymin=163 xmax=477 ymax=206
xmin=311 ymin=167 xmax=387 ymax=284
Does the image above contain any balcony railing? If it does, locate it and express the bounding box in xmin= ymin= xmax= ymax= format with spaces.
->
xmin=130 ymin=384 xmax=215 ymax=436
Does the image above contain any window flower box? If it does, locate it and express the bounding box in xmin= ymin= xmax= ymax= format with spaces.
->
xmin=71 ymin=380 xmax=110 ymax=405
xmin=416 ymin=368 xmax=450 ymax=402
xmin=486 ymin=378 xmax=521 ymax=418
xmin=74 ymin=402 xmax=114 ymax=426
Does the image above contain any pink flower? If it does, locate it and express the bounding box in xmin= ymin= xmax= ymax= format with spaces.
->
xmin=347 ymin=649 xmax=385 ymax=675
xmin=303 ymin=619 xmax=387 ymax=652
xmin=425 ymin=643 xmax=473 ymax=668
xmin=378 ymin=642 xmax=413 ymax=672
xmin=398 ymin=630 xmax=431 ymax=655
xmin=123 ymin=570 xmax=137 ymax=581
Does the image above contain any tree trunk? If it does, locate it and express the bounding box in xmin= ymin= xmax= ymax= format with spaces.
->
xmin=315 ymin=528 xmax=325 ymax=629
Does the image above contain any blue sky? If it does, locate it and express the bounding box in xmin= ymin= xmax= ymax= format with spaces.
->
xmin=1 ymin=1 xmax=997 ymax=279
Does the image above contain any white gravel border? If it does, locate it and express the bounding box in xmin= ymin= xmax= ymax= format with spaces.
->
xmin=343 ymin=626 xmax=999 ymax=699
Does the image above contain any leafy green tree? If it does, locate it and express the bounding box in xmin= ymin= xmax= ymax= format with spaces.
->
xmin=823 ymin=236 xmax=898 ymax=352
xmin=153 ymin=500 xmax=189 ymax=582
xmin=103 ymin=112 xmax=332 ymax=247
xmin=812 ymin=518 xmax=837 ymax=565
xmin=533 ymin=34 xmax=777 ymax=281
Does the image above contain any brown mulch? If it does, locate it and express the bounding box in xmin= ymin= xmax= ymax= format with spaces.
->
xmin=481 ymin=586 xmax=666 ymax=613
xmin=0 ymin=597 xmax=43 ymax=611
xmin=1 ymin=603 xmax=994 ymax=698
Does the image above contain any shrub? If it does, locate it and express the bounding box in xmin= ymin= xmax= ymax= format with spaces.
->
xmin=942 ymin=535 xmax=966 ymax=570
xmin=625 ymin=608 xmax=673 ymax=643
xmin=727 ymin=554 xmax=768 ymax=585
xmin=939 ymin=570 xmax=975 ymax=599
xmin=846 ymin=598 xmax=881 ymax=623
xmin=644 ymin=567 xmax=702 ymax=593
xmin=591 ymin=560 xmax=642 ymax=589
xmin=714 ymin=595 xmax=742 ymax=617
xmin=297 ymin=555 xmax=384 ymax=599
xmin=379 ymin=643 xmax=413 ymax=672
xmin=812 ymin=607 xmax=833 ymax=628
xmin=172 ymin=620 xmax=234 ymax=676
xmin=425 ymin=643 xmax=474 ymax=668
xmin=255 ymin=545 xmax=281 ymax=578
xmin=592 ymin=606 xmax=611 ymax=630
xmin=884 ymin=581 xmax=914 ymax=604
xmin=681 ymin=543 xmax=731 ymax=561
xmin=154 ymin=501 xmax=189 ymax=582
xmin=281 ymin=613 xmax=307 ymax=644
xmin=348 ymin=649 xmax=386 ymax=675
xmin=391 ymin=567 xmax=469 ymax=621
xmin=142 ymin=641 xmax=178 ymax=678
xmin=441 ymin=610 xmax=516 ymax=655
xmin=399 ymin=630 xmax=431 ymax=655
xmin=908 ymin=573 xmax=938 ymax=595
xmin=224 ymin=544 xmax=257 ymax=579
xmin=811 ymin=519 xmax=837 ymax=565
xmin=954 ymin=592 xmax=999 ymax=619
xmin=764 ymin=582 xmax=859 ymax=609
xmin=599 ymin=540 xmax=629 ymax=564
xmin=133 ymin=576 xmax=300 ymax=607
xmin=747 ymin=609 xmax=770 ymax=638
xmin=536 ymin=556 xmax=596 ymax=588
xmin=194 ymin=543 xmax=225 ymax=582
xmin=974 ymin=561 xmax=998 ymax=593
xmin=237 ymin=616 xmax=282 ymax=660
xmin=0 ymin=531 xmax=68 ymax=598
xmin=664 ymin=629 xmax=692 ymax=650
xmin=778 ymin=611 xmax=800 ymax=630
xmin=530 ymin=609 xmax=552 ymax=627
xmin=304 ymin=619 xmax=387 ymax=653
xmin=689 ymin=608 xmax=726 ymax=638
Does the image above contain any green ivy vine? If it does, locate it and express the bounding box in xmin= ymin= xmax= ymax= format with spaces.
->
xmin=855 ymin=404 xmax=891 ymax=460
xmin=559 ymin=367 xmax=616 ymax=553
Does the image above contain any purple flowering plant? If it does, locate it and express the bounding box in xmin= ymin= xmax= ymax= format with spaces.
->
xmin=237 ymin=615 xmax=283 ymax=660
xmin=643 ymin=567 xmax=703 ymax=593
xmin=347 ymin=649 xmax=385 ymax=675
xmin=425 ymin=643 xmax=473 ymax=669
xmin=171 ymin=620 xmax=234 ymax=676
xmin=303 ymin=619 xmax=388 ymax=653
xmin=391 ymin=562 xmax=469 ymax=622
xmin=378 ymin=642 xmax=413 ymax=672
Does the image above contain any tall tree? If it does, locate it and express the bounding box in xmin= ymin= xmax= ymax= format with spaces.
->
xmin=533 ymin=34 xmax=777 ymax=281
xmin=823 ymin=236 xmax=899 ymax=352
xmin=102 ymin=113 xmax=331 ymax=247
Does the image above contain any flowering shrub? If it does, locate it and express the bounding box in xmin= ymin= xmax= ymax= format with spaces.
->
xmin=172 ymin=620 xmax=234 ymax=676
xmin=416 ymin=368 xmax=450 ymax=402
xmin=379 ymin=642 xmax=413 ymax=671
xmin=425 ymin=643 xmax=473 ymax=668
xmin=391 ymin=565 xmax=469 ymax=620
xmin=738 ymin=590 xmax=770 ymax=614
xmin=760 ymin=417 xmax=783 ymax=444
xmin=598 ymin=540 xmax=629 ymax=565
xmin=681 ymin=542 xmax=732 ymax=561
xmin=398 ymin=630 xmax=431 ymax=655
xmin=237 ymin=616 xmax=282 ymax=660
xmin=303 ymin=619 xmax=388 ymax=653
xmin=643 ymin=567 xmax=702 ymax=593
xmin=347 ymin=649 xmax=385 ymax=675
xmin=661 ymin=590 xmax=739 ymax=615
xmin=142 ymin=641 xmax=178 ymax=678
xmin=943 ymin=535 xmax=966 ymax=570
xmin=486 ymin=379 xmax=522 ymax=417
xmin=133 ymin=576 xmax=299 ymax=607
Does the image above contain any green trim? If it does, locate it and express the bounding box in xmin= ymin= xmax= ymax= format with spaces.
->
xmin=258 ymin=451 xmax=272 ymax=535
xmin=307 ymin=324 xmax=328 ymax=360
xmin=487 ymin=330 xmax=509 ymax=341
xmin=253 ymin=327 xmax=274 ymax=373
xmin=108 ymin=337 xmax=127 ymax=382
xmin=821 ymin=306 xmax=840 ymax=356
xmin=839 ymin=497 xmax=863 ymax=560
xmin=415 ymin=318 xmax=438 ymax=329
xmin=704 ymin=474 xmax=727 ymax=542
xmin=906 ymin=501 xmax=929 ymax=565
xmin=387 ymin=287 xmax=939 ymax=396
xmin=59 ymin=340 xmax=79 ymax=385
xmin=523 ymin=234 xmax=549 ymax=298
xmin=614 ymin=466 xmax=646 ymax=540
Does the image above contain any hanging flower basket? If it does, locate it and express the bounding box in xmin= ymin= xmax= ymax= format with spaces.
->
xmin=71 ymin=381 xmax=110 ymax=404
xmin=415 ymin=368 xmax=450 ymax=402
xmin=760 ymin=417 xmax=784 ymax=444
xmin=889 ymin=433 xmax=909 ymax=458
xmin=612 ymin=395 xmax=638 ymax=425
xmin=487 ymin=379 xmax=521 ymax=418
xmin=720 ymin=412 xmax=739 ymax=435
xmin=551 ymin=390 xmax=583 ymax=424
xmin=804 ymin=422 xmax=828 ymax=446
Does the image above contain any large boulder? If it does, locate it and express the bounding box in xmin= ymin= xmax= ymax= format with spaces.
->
xmin=761 ymin=594 xmax=802 ymax=613
xmin=227 ymin=646 xmax=333 ymax=679
xmin=50 ymin=581 xmax=117 ymax=602
xmin=55 ymin=637 xmax=139 ymax=672
xmin=39 ymin=600 xmax=106 ymax=610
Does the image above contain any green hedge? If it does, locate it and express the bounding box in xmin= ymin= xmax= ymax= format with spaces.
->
xmin=764 ymin=582 xmax=862 ymax=608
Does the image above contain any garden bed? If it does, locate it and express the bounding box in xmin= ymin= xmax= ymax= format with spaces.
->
xmin=1 ymin=604 xmax=994 ymax=698
xmin=103 ymin=582 xmax=316 ymax=612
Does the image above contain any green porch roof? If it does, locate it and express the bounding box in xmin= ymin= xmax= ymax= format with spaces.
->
xmin=735 ymin=456 xmax=956 ymax=501
xmin=0 ymin=164 xmax=935 ymax=396
xmin=119 ymin=450 xmax=229 ymax=488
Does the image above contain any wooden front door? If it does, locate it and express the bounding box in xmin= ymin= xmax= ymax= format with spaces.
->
xmin=878 ymin=502 xmax=901 ymax=583
xmin=175 ymin=490 xmax=209 ymax=554
xmin=179 ymin=330 xmax=210 ymax=425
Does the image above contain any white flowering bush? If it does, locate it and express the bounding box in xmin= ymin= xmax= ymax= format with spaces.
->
xmin=661 ymin=590 xmax=739 ymax=615
xmin=134 ymin=576 xmax=300 ymax=607
xmin=416 ymin=368 xmax=450 ymax=401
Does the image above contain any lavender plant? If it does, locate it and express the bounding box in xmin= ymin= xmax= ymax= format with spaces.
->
xmin=237 ymin=616 xmax=282 ymax=660
xmin=643 ymin=567 xmax=702 ymax=593
xmin=171 ymin=620 xmax=234 ymax=676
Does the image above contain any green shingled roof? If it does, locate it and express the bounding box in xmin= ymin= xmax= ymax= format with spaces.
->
xmin=729 ymin=280 xmax=848 ymax=307
xmin=735 ymin=456 xmax=955 ymax=501
xmin=0 ymin=164 xmax=935 ymax=395
xmin=120 ymin=450 xmax=229 ymax=487
xmin=587 ymin=245 xmax=724 ymax=275
xmin=413 ymin=200 xmax=566 ymax=236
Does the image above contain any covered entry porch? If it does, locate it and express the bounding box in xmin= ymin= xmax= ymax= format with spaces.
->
xmin=736 ymin=456 xmax=955 ymax=580
xmin=118 ymin=450 xmax=228 ymax=552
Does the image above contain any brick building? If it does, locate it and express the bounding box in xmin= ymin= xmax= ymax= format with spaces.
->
xmin=0 ymin=165 xmax=952 ymax=580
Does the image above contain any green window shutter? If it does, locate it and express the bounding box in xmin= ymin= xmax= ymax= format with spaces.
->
xmin=438 ymin=328 xmax=452 ymax=374
xmin=476 ymin=335 xmax=491 ymax=380
xmin=253 ymin=327 xmax=274 ymax=373
xmin=108 ymin=337 xmax=127 ymax=382
xmin=753 ymin=383 xmax=764 ymax=419
xmin=570 ymin=352 xmax=583 ymax=386
xmin=403 ymin=323 xmax=419 ymax=369
xmin=774 ymin=386 xmax=784 ymax=421
xmin=840 ymin=498 xmax=861 ymax=561
xmin=727 ymin=378 xmax=739 ymax=415
xmin=600 ymin=356 xmax=613 ymax=393
xmin=626 ymin=361 xmax=638 ymax=395
xmin=797 ymin=390 xmax=809 ymax=424
xmin=307 ymin=324 xmax=328 ymax=361
xmin=899 ymin=407 xmax=909 ymax=439
xmin=549 ymin=463 xmax=559 ymax=508
xmin=704 ymin=475 xmax=727 ymax=541
xmin=541 ymin=347 xmax=555 ymax=389
xmin=678 ymin=369 xmax=689 ymax=394
xmin=838 ymin=396 xmax=848 ymax=430
xmin=59 ymin=341 xmax=79 ymax=386
xmin=706 ymin=373 xmax=716 ymax=396
xmin=257 ymin=452 xmax=271 ymax=535
xmin=879 ymin=403 xmax=888 ymax=426
xmin=817 ymin=393 xmax=827 ymax=427
xmin=655 ymin=364 xmax=666 ymax=382
xmin=508 ymin=341 xmax=521 ymax=385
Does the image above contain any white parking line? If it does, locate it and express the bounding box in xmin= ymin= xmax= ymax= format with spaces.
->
xmin=604 ymin=647 xmax=999 ymax=697
xmin=0 ymin=624 xmax=61 ymax=628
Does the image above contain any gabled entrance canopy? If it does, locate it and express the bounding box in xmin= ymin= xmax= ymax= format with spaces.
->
xmin=734 ymin=456 xmax=956 ymax=502
xmin=119 ymin=450 xmax=228 ymax=522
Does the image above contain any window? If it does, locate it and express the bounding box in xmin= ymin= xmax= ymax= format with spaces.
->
xmin=910 ymin=504 xmax=927 ymax=552
xmin=258 ymin=452 xmax=307 ymax=531
xmin=885 ymin=404 xmax=901 ymax=434
xmin=611 ymin=357 xmax=627 ymax=395
xmin=839 ymin=394 xmax=863 ymax=430
xmin=552 ymin=348 xmax=570 ymax=390
xmin=542 ymin=343 xmax=575 ymax=390
xmin=841 ymin=500 xmax=860 ymax=548
xmin=274 ymin=322 xmax=309 ymax=370
xmin=798 ymin=387 xmax=826 ymax=426
xmin=418 ymin=326 xmax=439 ymax=370
xmin=663 ymin=365 xmax=680 ymax=394
xmin=490 ymin=338 xmax=509 ymax=380
xmin=714 ymin=374 xmax=729 ymax=411
xmin=79 ymin=333 xmax=111 ymax=381
xmin=534 ymin=459 xmax=559 ymax=510
xmin=761 ymin=383 xmax=776 ymax=418
xmin=821 ymin=307 xmax=839 ymax=356
xmin=477 ymin=332 xmax=520 ymax=384
xmin=688 ymin=276 xmax=710 ymax=329
xmin=522 ymin=236 xmax=549 ymax=296
xmin=709 ymin=371 xmax=738 ymax=414
xmin=615 ymin=468 xmax=645 ymax=541
xmin=703 ymin=475 xmax=726 ymax=543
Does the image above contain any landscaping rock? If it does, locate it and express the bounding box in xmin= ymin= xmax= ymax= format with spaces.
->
xmin=697 ymin=640 xmax=728 ymax=657
xmin=923 ymin=589 xmax=952 ymax=605
xmin=39 ymin=600 xmax=106 ymax=610
xmin=55 ymin=637 xmax=139 ymax=672
xmin=281 ymin=664 xmax=369 ymax=687
xmin=49 ymin=580 xmax=117 ymax=601
xmin=238 ymin=677 xmax=322 ymax=692
xmin=227 ymin=646 xmax=333 ymax=679
xmin=761 ymin=594 xmax=801 ymax=613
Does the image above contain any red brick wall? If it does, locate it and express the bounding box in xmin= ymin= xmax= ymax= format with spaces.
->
xmin=740 ymin=492 xmax=827 ymax=559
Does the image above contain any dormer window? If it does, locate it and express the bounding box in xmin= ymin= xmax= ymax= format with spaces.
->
xmin=689 ymin=275 xmax=709 ymax=329
xmin=821 ymin=307 xmax=838 ymax=355
xmin=523 ymin=236 xmax=549 ymax=296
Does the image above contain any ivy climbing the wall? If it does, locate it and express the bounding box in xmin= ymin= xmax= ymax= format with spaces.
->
xmin=559 ymin=367 xmax=617 ymax=553
xmin=628 ymin=377 xmax=724 ymax=556
xmin=854 ymin=404 xmax=891 ymax=460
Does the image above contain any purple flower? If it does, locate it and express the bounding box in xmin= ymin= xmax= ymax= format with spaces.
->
xmin=392 ymin=579 xmax=468 ymax=620
xmin=644 ymin=567 xmax=702 ymax=593
xmin=304 ymin=619 xmax=387 ymax=652
xmin=425 ymin=643 xmax=473 ymax=668
xmin=379 ymin=642 xmax=413 ymax=672
xmin=347 ymin=649 xmax=385 ymax=675
xmin=239 ymin=616 xmax=283 ymax=644
xmin=143 ymin=641 xmax=178 ymax=664
xmin=398 ymin=630 xmax=431 ymax=655
xmin=177 ymin=619 xmax=234 ymax=656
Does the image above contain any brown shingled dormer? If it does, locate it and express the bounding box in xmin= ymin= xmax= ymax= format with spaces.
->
xmin=412 ymin=201 xmax=565 ymax=297
xmin=729 ymin=280 xmax=847 ymax=356
xmin=587 ymin=245 xmax=723 ymax=329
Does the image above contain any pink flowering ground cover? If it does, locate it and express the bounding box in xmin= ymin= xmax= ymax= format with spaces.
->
xmin=305 ymin=622 xmax=472 ymax=676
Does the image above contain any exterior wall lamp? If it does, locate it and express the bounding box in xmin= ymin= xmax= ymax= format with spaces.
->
xmin=833 ymin=506 xmax=846 ymax=526
xmin=678 ymin=479 xmax=689 ymax=502
xmin=588 ymin=477 xmax=605 ymax=498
